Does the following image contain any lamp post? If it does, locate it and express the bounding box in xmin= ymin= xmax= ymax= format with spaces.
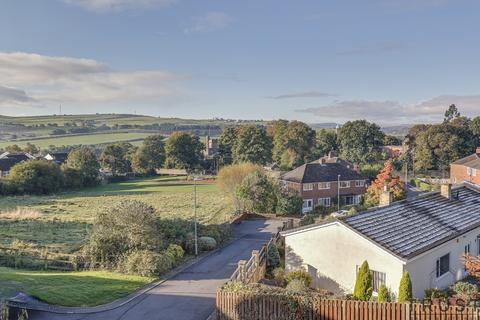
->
xmin=337 ymin=174 xmax=341 ymax=211
xmin=193 ymin=175 xmax=202 ymax=256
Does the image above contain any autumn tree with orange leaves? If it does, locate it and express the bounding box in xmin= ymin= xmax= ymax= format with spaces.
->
xmin=365 ymin=160 xmax=406 ymax=207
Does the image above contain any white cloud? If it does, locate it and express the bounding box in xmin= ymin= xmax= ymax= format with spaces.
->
xmin=62 ymin=0 xmax=178 ymax=12
xmin=0 ymin=52 xmax=187 ymax=110
xmin=269 ymin=91 xmax=336 ymax=100
xmin=296 ymin=96 xmax=480 ymax=125
xmin=185 ymin=12 xmax=232 ymax=34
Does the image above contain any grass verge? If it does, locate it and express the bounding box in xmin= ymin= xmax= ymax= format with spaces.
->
xmin=0 ymin=267 xmax=154 ymax=307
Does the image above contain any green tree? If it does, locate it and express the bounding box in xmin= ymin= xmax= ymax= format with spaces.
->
xmin=315 ymin=129 xmax=338 ymax=157
xmin=338 ymin=120 xmax=385 ymax=164
xmin=398 ymin=271 xmax=413 ymax=303
xmin=353 ymin=260 xmax=373 ymax=301
xmin=383 ymin=135 xmax=403 ymax=146
xmin=5 ymin=144 xmax=22 ymax=153
xmin=470 ymin=117 xmax=480 ymax=145
xmin=100 ymin=142 xmax=134 ymax=175
xmin=268 ymin=120 xmax=289 ymax=164
xmin=65 ymin=146 xmax=100 ymax=186
xmin=164 ymin=132 xmax=203 ymax=170
xmin=218 ymin=127 xmax=237 ymax=165
xmin=132 ymin=135 xmax=165 ymax=174
xmin=232 ymin=125 xmax=272 ymax=165
xmin=236 ymin=170 xmax=277 ymax=213
xmin=414 ymin=124 xmax=474 ymax=172
xmin=23 ymin=142 xmax=39 ymax=155
xmin=283 ymin=121 xmax=316 ymax=168
xmin=444 ymin=104 xmax=461 ymax=123
xmin=276 ymin=189 xmax=303 ymax=215
xmin=8 ymin=160 xmax=64 ymax=194
xmin=377 ymin=284 xmax=391 ymax=302
xmin=269 ymin=120 xmax=316 ymax=170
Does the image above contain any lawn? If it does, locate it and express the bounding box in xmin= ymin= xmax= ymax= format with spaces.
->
xmin=0 ymin=176 xmax=232 ymax=253
xmin=0 ymin=267 xmax=153 ymax=306
xmin=0 ymin=131 xmax=153 ymax=149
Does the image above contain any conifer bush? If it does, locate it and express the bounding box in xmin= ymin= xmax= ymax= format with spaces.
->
xmin=353 ymin=261 xmax=373 ymax=301
xmin=377 ymin=284 xmax=391 ymax=302
xmin=398 ymin=271 xmax=413 ymax=303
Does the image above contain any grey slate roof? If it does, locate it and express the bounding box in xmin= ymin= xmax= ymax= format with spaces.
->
xmin=343 ymin=184 xmax=480 ymax=259
xmin=0 ymin=158 xmax=22 ymax=171
xmin=452 ymin=153 xmax=480 ymax=170
xmin=281 ymin=162 xmax=366 ymax=184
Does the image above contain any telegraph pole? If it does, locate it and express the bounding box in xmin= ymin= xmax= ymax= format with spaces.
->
xmin=193 ymin=176 xmax=198 ymax=256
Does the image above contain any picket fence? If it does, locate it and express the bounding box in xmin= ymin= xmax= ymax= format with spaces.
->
xmin=215 ymin=292 xmax=480 ymax=320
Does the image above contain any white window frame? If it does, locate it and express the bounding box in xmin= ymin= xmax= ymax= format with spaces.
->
xmin=317 ymin=197 xmax=331 ymax=207
xmin=473 ymin=169 xmax=477 ymax=177
xmin=339 ymin=181 xmax=351 ymax=188
xmin=303 ymin=199 xmax=313 ymax=210
xmin=318 ymin=182 xmax=331 ymax=190
xmin=355 ymin=180 xmax=365 ymax=187
xmin=303 ymin=183 xmax=314 ymax=191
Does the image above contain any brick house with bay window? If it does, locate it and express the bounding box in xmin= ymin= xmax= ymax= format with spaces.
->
xmin=280 ymin=158 xmax=368 ymax=213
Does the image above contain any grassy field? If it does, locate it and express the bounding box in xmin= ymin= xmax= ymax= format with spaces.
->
xmin=0 ymin=267 xmax=153 ymax=306
xmin=0 ymin=176 xmax=232 ymax=253
xmin=0 ymin=131 xmax=153 ymax=149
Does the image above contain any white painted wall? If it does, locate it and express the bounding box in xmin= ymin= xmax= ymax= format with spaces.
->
xmin=284 ymin=222 xmax=405 ymax=298
xmin=405 ymin=227 xmax=480 ymax=299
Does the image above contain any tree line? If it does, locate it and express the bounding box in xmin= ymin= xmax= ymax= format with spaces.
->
xmin=403 ymin=105 xmax=480 ymax=173
xmin=218 ymin=120 xmax=393 ymax=171
xmin=0 ymin=132 xmax=205 ymax=195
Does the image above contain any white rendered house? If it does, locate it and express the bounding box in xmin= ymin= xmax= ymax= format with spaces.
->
xmin=282 ymin=183 xmax=480 ymax=299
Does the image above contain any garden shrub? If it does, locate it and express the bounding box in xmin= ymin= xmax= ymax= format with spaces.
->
xmin=453 ymin=282 xmax=479 ymax=302
xmin=155 ymin=252 xmax=175 ymax=274
xmin=273 ymin=267 xmax=286 ymax=286
xmin=299 ymin=214 xmax=316 ymax=226
xmin=398 ymin=271 xmax=412 ymax=303
xmin=285 ymin=270 xmax=312 ymax=287
xmin=198 ymin=236 xmax=217 ymax=251
xmin=424 ymin=287 xmax=449 ymax=300
xmin=377 ymin=284 xmax=391 ymax=302
xmin=353 ymin=261 xmax=373 ymax=301
xmin=286 ymin=279 xmax=308 ymax=294
xmin=267 ymin=244 xmax=281 ymax=271
xmin=166 ymin=244 xmax=184 ymax=264
xmin=122 ymin=250 xmax=159 ymax=277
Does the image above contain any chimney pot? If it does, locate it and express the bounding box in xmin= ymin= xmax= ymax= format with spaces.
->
xmin=379 ymin=188 xmax=394 ymax=207
xmin=441 ymin=184 xmax=452 ymax=200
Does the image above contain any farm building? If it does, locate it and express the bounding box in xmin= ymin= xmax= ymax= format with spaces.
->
xmin=282 ymin=183 xmax=480 ymax=299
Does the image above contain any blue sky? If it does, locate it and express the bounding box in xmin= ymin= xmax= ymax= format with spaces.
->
xmin=1 ymin=0 xmax=479 ymax=125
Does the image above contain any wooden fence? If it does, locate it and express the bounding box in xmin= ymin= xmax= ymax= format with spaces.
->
xmin=216 ymin=292 xmax=480 ymax=320
xmin=230 ymin=224 xmax=285 ymax=284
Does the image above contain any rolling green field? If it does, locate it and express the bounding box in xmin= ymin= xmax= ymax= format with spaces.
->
xmin=0 ymin=176 xmax=232 ymax=253
xmin=0 ymin=131 xmax=153 ymax=149
xmin=0 ymin=267 xmax=153 ymax=306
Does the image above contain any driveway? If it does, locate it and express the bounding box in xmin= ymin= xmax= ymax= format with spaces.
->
xmin=24 ymin=219 xmax=282 ymax=320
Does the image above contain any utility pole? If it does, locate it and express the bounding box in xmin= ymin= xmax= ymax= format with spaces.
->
xmin=193 ymin=175 xmax=199 ymax=256
xmin=337 ymin=174 xmax=341 ymax=211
